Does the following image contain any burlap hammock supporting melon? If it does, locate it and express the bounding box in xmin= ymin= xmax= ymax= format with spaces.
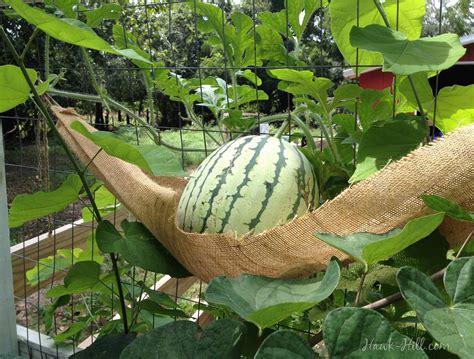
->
xmin=53 ymin=106 xmax=474 ymax=282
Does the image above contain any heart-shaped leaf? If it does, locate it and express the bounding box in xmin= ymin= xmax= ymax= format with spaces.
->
xmin=46 ymin=261 xmax=101 ymax=298
xmin=9 ymin=174 xmax=82 ymax=228
xmin=119 ymin=319 xmax=246 ymax=359
xmin=205 ymin=260 xmax=340 ymax=330
xmin=330 ymin=0 xmax=425 ymax=67
xmin=316 ymin=213 xmax=445 ymax=270
xmin=96 ymin=220 xmax=190 ymax=278
xmin=70 ymin=333 xmax=136 ymax=359
xmin=254 ymin=330 xmax=317 ymax=358
xmin=349 ymin=117 xmax=427 ymax=183
xmin=397 ymin=257 xmax=474 ymax=359
xmin=324 ymin=307 xmax=428 ymax=358
xmin=350 ymin=25 xmax=465 ymax=75
xmin=0 ymin=64 xmax=37 ymax=112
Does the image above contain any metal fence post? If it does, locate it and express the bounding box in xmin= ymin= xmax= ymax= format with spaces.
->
xmin=0 ymin=121 xmax=18 ymax=355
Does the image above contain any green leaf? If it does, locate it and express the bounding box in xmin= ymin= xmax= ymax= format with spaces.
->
xmin=0 ymin=65 xmax=37 ymax=112
xmin=71 ymin=121 xmax=185 ymax=176
xmin=383 ymin=229 xmax=450 ymax=275
xmin=64 ymin=260 xmax=101 ymax=292
xmin=205 ymin=260 xmax=340 ymax=330
xmin=324 ymin=307 xmax=428 ymax=358
xmin=53 ymin=321 xmax=88 ymax=344
xmin=349 ymin=118 xmax=427 ymax=183
xmin=421 ymin=195 xmax=474 ymax=223
xmin=36 ymin=74 xmax=58 ymax=96
xmin=85 ymin=3 xmax=122 ymax=28
xmin=331 ymin=84 xmax=361 ymax=109
xmin=70 ymin=333 xmax=136 ymax=359
xmin=254 ymin=330 xmax=317 ymax=358
xmin=270 ymin=69 xmax=333 ymax=105
xmin=316 ymin=213 xmax=445 ymax=270
xmin=44 ymin=0 xmax=79 ymax=19
xmin=237 ymin=69 xmax=262 ymax=86
xmin=430 ymin=84 xmax=474 ymax=133
xmin=96 ymin=220 xmax=191 ymax=278
xmin=82 ymin=185 xmax=119 ymax=223
xmin=398 ymin=72 xmax=434 ymax=112
xmin=5 ymin=0 xmax=150 ymax=63
xmin=9 ymin=174 xmax=82 ymax=228
xmin=138 ymin=300 xmax=188 ymax=318
xmin=260 ymin=0 xmax=327 ymax=42
xmin=397 ymin=257 xmax=474 ymax=359
xmin=330 ymin=0 xmax=425 ymax=67
xmin=120 ymin=319 xmax=246 ymax=359
xmin=350 ymin=25 xmax=466 ymax=75
xmin=344 ymin=89 xmax=393 ymax=131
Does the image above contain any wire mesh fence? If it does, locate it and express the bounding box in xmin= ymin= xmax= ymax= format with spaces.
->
xmin=1 ymin=0 xmax=472 ymax=357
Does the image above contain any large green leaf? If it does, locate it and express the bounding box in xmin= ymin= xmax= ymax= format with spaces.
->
xmin=46 ymin=261 xmax=101 ymax=298
xmin=316 ymin=213 xmax=445 ymax=270
xmin=350 ymin=25 xmax=466 ymax=75
xmin=0 ymin=65 xmax=37 ymax=112
xmin=119 ymin=319 xmax=246 ymax=359
xmin=71 ymin=121 xmax=185 ymax=176
xmin=330 ymin=0 xmax=425 ymax=67
xmin=5 ymin=0 xmax=150 ymax=63
xmin=397 ymin=257 xmax=474 ymax=359
xmin=205 ymin=260 xmax=340 ymax=330
xmin=430 ymin=84 xmax=474 ymax=133
xmin=421 ymin=195 xmax=474 ymax=223
xmin=254 ymin=330 xmax=317 ymax=358
xmin=9 ymin=174 xmax=82 ymax=228
xmin=70 ymin=334 xmax=136 ymax=359
xmin=324 ymin=307 xmax=428 ymax=358
xmin=349 ymin=117 xmax=427 ymax=183
xmin=96 ymin=220 xmax=190 ymax=278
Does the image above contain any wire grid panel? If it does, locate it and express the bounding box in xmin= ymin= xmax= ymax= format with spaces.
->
xmin=1 ymin=0 xmax=454 ymax=356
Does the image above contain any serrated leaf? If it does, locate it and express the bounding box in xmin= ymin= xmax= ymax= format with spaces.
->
xmin=96 ymin=220 xmax=190 ymax=278
xmin=316 ymin=213 xmax=445 ymax=270
xmin=254 ymin=330 xmax=317 ymax=358
xmin=0 ymin=65 xmax=37 ymax=112
xmin=5 ymin=0 xmax=150 ymax=63
xmin=397 ymin=257 xmax=474 ymax=359
xmin=330 ymin=0 xmax=425 ymax=67
xmin=205 ymin=260 xmax=340 ymax=330
xmin=350 ymin=25 xmax=465 ymax=75
xmin=9 ymin=174 xmax=82 ymax=228
xmin=349 ymin=118 xmax=427 ymax=183
xmin=119 ymin=319 xmax=246 ymax=359
xmin=421 ymin=195 xmax=474 ymax=223
xmin=324 ymin=307 xmax=428 ymax=358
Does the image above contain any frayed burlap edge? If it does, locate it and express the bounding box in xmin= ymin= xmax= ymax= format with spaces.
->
xmin=53 ymin=106 xmax=474 ymax=282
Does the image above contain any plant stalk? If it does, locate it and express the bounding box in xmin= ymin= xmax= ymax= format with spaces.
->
xmin=0 ymin=26 xmax=130 ymax=334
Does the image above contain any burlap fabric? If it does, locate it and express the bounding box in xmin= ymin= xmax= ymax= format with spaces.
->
xmin=54 ymin=106 xmax=474 ymax=282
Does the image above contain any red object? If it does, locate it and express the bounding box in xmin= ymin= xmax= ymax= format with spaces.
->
xmin=359 ymin=70 xmax=394 ymax=90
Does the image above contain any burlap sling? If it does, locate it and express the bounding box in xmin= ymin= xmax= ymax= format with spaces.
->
xmin=53 ymin=106 xmax=474 ymax=282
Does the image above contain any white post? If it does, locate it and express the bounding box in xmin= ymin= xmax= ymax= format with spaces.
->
xmin=0 ymin=121 xmax=18 ymax=354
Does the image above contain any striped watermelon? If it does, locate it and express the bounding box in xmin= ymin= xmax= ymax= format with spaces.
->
xmin=177 ymin=135 xmax=318 ymax=235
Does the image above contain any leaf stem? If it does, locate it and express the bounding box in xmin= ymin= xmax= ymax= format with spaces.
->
xmin=354 ymin=269 xmax=367 ymax=306
xmin=0 ymin=26 xmax=130 ymax=335
xmin=372 ymin=0 xmax=429 ymax=133
xmin=80 ymin=47 xmax=111 ymax=113
xmin=274 ymin=119 xmax=288 ymax=139
xmin=21 ymin=27 xmax=40 ymax=59
xmin=289 ymin=113 xmax=317 ymax=154
xmin=454 ymin=230 xmax=473 ymax=260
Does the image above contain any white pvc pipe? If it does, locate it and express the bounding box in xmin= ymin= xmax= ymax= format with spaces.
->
xmin=0 ymin=120 xmax=18 ymax=355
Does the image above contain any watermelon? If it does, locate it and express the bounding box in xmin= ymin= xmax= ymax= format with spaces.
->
xmin=177 ymin=135 xmax=318 ymax=235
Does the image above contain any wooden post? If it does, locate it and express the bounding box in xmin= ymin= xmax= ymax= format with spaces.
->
xmin=0 ymin=121 xmax=18 ymax=355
